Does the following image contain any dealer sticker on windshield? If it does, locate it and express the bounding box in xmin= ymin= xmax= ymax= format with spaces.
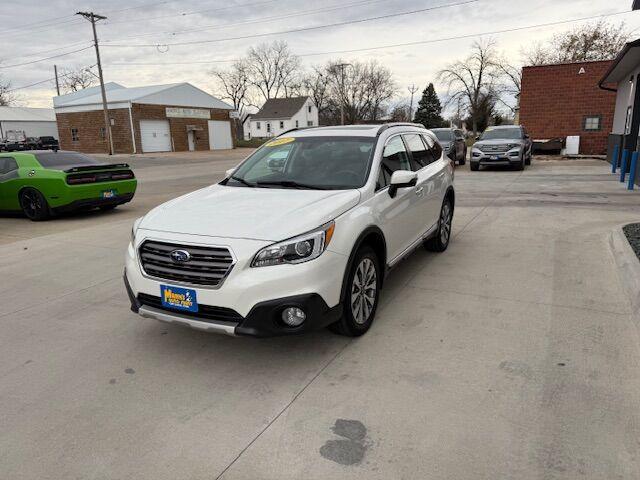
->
xmin=161 ymin=285 xmax=198 ymax=312
xmin=265 ymin=137 xmax=295 ymax=147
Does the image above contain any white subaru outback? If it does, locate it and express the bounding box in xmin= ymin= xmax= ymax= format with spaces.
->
xmin=124 ymin=123 xmax=455 ymax=337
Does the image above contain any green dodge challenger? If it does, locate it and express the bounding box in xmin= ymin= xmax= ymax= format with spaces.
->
xmin=0 ymin=151 xmax=137 ymax=221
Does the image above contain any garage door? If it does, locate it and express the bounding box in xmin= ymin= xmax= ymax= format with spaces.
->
xmin=208 ymin=120 xmax=233 ymax=150
xmin=140 ymin=120 xmax=171 ymax=153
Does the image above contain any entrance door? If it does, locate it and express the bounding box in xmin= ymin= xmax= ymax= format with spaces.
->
xmin=139 ymin=120 xmax=171 ymax=153
xmin=208 ymin=120 xmax=233 ymax=150
xmin=188 ymin=131 xmax=195 ymax=151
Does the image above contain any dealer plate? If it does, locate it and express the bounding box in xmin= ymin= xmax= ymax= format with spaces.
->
xmin=160 ymin=285 xmax=198 ymax=312
xmin=102 ymin=189 xmax=117 ymax=199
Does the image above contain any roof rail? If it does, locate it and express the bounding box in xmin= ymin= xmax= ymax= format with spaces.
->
xmin=376 ymin=122 xmax=425 ymax=136
xmin=276 ymin=126 xmax=319 ymax=137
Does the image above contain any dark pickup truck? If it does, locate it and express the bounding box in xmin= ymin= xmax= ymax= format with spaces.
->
xmin=37 ymin=136 xmax=59 ymax=150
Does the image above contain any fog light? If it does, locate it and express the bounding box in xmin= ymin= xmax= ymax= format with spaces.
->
xmin=281 ymin=307 xmax=306 ymax=327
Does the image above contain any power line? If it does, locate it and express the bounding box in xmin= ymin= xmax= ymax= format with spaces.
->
xmin=103 ymin=0 xmax=478 ymax=48
xmin=102 ymin=0 xmax=389 ymax=44
xmin=6 ymin=65 xmax=97 ymax=93
xmin=104 ymin=7 xmax=634 ymax=66
xmin=0 ymin=46 xmax=94 ymax=70
xmin=1 ymin=41 xmax=92 ymax=63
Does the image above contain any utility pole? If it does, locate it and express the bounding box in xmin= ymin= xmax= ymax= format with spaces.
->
xmin=76 ymin=11 xmax=113 ymax=155
xmin=335 ymin=63 xmax=351 ymax=125
xmin=408 ymin=84 xmax=419 ymax=122
xmin=54 ymin=65 xmax=60 ymax=96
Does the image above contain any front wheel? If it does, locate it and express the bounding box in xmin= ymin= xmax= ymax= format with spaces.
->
xmin=331 ymin=246 xmax=381 ymax=337
xmin=470 ymin=161 xmax=479 ymax=171
xmin=19 ymin=188 xmax=50 ymax=221
xmin=459 ymin=148 xmax=466 ymax=165
xmin=425 ymin=198 xmax=453 ymax=252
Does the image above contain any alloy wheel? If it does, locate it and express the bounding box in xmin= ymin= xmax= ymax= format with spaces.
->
xmin=21 ymin=190 xmax=42 ymax=219
xmin=440 ymin=203 xmax=452 ymax=245
xmin=350 ymin=258 xmax=377 ymax=325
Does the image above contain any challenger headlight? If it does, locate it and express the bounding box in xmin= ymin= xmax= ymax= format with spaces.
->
xmin=252 ymin=221 xmax=335 ymax=267
xmin=131 ymin=217 xmax=143 ymax=243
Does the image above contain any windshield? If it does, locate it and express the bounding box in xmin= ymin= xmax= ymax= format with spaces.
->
xmin=480 ymin=128 xmax=522 ymax=140
xmin=225 ymin=136 xmax=376 ymax=190
xmin=432 ymin=130 xmax=453 ymax=141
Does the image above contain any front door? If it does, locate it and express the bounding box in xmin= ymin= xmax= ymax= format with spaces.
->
xmin=188 ymin=131 xmax=195 ymax=151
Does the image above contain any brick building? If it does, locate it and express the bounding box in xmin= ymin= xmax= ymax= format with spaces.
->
xmin=519 ymin=60 xmax=616 ymax=155
xmin=53 ymin=82 xmax=234 ymax=154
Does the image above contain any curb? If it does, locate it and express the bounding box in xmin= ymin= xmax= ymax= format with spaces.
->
xmin=610 ymin=225 xmax=640 ymax=327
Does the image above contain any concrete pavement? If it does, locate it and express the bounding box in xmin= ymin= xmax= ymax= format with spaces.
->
xmin=1 ymin=154 xmax=640 ymax=479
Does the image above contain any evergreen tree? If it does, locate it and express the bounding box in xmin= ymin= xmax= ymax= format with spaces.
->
xmin=413 ymin=83 xmax=445 ymax=128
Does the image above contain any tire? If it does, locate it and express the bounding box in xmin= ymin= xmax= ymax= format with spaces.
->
xmin=331 ymin=246 xmax=381 ymax=337
xmin=525 ymin=152 xmax=532 ymax=166
xmin=470 ymin=161 xmax=479 ymax=171
xmin=19 ymin=188 xmax=51 ymax=221
xmin=459 ymin=148 xmax=466 ymax=165
xmin=515 ymin=155 xmax=525 ymax=171
xmin=425 ymin=197 xmax=453 ymax=252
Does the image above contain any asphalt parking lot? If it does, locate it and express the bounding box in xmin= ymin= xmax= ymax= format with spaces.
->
xmin=2 ymin=152 xmax=640 ymax=479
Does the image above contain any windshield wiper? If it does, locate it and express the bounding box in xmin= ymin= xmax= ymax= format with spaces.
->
xmin=256 ymin=180 xmax=327 ymax=190
xmin=228 ymin=175 xmax=256 ymax=187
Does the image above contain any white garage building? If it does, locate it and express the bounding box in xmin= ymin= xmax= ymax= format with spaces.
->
xmin=0 ymin=107 xmax=58 ymax=140
xmin=54 ymin=82 xmax=234 ymax=154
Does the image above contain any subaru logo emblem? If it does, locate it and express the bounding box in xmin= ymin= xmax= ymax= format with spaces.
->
xmin=170 ymin=249 xmax=191 ymax=263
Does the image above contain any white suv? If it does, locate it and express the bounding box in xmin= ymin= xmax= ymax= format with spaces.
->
xmin=124 ymin=123 xmax=455 ymax=337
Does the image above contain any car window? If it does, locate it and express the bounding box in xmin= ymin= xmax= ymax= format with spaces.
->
xmin=422 ymin=134 xmax=442 ymax=161
xmin=228 ymin=136 xmax=375 ymax=190
xmin=0 ymin=157 xmax=18 ymax=175
xmin=379 ymin=136 xmax=412 ymax=188
xmin=432 ymin=130 xmax=453 ymax=142
xmin=404 ymin=134 xmax=433 ymax=169
xmin=35 ymin=151 xmax=102 ymax=168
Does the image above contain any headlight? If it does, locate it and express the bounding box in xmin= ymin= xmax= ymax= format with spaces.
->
xmin=131 ymin=217 xmax=143 ymax=243
xmin=252 ymin=221 xmax=335 ymax=267
xmin=508 ymin=143 xmax=521 ymax=150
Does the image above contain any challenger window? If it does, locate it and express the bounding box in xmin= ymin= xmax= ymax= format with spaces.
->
xmin=379 ymin=136 xmax=412 ymax=186
xmin=404 ymin=134 xmax=433 ymax=168
xmin=0 ymin=157 xmax=18 ymax=175
xmin=226 ymin=136 xmax=375 ymax=190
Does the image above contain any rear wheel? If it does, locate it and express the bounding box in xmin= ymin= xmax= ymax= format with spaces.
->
xmin=19 ymin=188 xmax=50 ymax=221
xmin=331 ymin=246 xmax=381 ymax=337
xmin=425 ymin=198 xmax=453 ymax=252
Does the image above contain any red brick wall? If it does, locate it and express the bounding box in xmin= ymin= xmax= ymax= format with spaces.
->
xmin=56 ymin=108 xmax=133 ymax=154
xmin=519 ymin=61 xmax=616 ymax=155
xmin=56 ymin=104 xmax=234 ymax=154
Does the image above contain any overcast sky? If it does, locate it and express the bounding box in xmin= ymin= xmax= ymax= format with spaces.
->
xmin=1 ymin=0 xmax=639 ymax=110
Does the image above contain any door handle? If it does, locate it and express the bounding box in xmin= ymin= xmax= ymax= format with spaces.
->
xmin=415 ymin=186 xmax=424 ymax=196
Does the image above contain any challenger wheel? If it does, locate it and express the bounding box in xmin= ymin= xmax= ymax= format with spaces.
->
xmin=331 ymin=246 xmax=381 ymax=337
xmin=19 ymin=188 xmax=50 ymax=221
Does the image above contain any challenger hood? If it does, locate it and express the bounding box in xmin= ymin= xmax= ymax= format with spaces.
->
xmin=139 ymin=184 xmax=361 ymax=241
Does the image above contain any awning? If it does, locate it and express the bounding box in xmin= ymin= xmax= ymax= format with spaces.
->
xmin=599 ymin=39 xmax=640 ymax=90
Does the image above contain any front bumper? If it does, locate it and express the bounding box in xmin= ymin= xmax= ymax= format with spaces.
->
xmin=471 ymin=150 xmax=521 ymax=165
xmin=124 ymin=232 xmax=348 ymax=337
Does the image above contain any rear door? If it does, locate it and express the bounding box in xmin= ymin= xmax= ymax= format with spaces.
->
xmin=403 ymin=133 xmax=439 ymax=239
xmin=420 ymin=133 xmax=447 ymax=225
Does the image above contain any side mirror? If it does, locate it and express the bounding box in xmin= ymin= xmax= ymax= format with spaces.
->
xmin=475 ymin=135 xmax=480 ymax=141
xmin=388 ymin=170 xmax=417 ymax=198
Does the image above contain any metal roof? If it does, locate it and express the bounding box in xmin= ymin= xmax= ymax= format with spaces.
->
xmin=251 ymin=97 xmax=309 ymax=120
xmin=599 ymin=38 xmax=640 ymax=87
xmin=54 ymin=82 xmax=232 ymax=110
xmin=0 ymin=107 xmax=56 ymax=122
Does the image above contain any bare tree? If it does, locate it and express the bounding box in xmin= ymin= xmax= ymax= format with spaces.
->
xmin=245 ymin=41 xmax=301 ymax=102
xmin=211 ymin=60 xmax=250 ymax=115
xmin=61 ymin=66 xmax=95 ymax=93
xmin=0 ymin=74 xmax=15 ymax=106
xmin=325 ymin=59 xmax=395 ymax=124
xmin=301 ymin=66 xmax=331 ymax=117
xmin=438 ymin=39 xmax=500 ymax=136
xmin=522 ymin=20 xmax=628 ymax=65
xmin=495 ymin=57 xmax=522 ymax=115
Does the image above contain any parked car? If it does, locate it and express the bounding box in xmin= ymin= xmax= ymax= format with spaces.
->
xmin=431 ymin=128 xmax=466 ymax=165
xmin=37 ymin=136 xmax=60 ymax=150
xmin=470 ymin=125 xmax=533 ymax=171
xmin=125 ymin=123 xmax=455 ymax=338
xmin=24 ymin=137 xmax=39 ymax=150
xmin=0 ymin=150 xmax=137 ymax=221
xmin=2 ymin=130 xmax=27 ymax=152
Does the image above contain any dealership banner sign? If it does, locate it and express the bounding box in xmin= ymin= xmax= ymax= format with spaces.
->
xmin=165 ymin=107 xmax=211 ymax=119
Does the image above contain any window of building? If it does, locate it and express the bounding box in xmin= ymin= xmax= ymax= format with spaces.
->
xmin=308 ymin=105 xmax=312 ymax=113
xmin=295 ymin=120 xmax=299 ymax=128
xmin=71 ymin=128 xmax=79 ymax=142
xmin=583 ymin=116 xmax=602 ymax=131
xmin=266 ymin=123 xmax=271 ymax=133
xmin=307 ymin=121 xmax=313 ymax=127
xmin=279 ymin=121 xmax=284 ymax=129
xmin=100 ymin=127 xmax=106 ymax=140
xmin=256 ymin=122 xmax=261 ymax=130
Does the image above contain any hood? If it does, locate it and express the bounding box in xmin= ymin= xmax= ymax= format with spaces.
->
xmin=475 ymin=139 xmax=524 ymax=147
xmin=139 ymin=184 xmax=361 ymax=241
